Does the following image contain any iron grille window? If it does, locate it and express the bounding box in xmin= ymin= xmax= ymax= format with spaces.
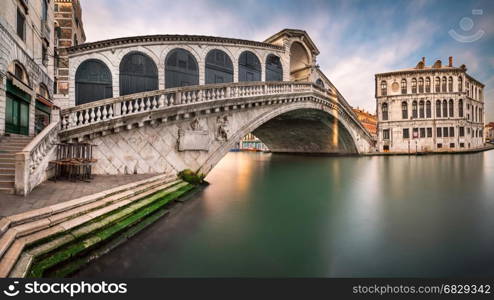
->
xmin=206 ymin=49 xmax=233 ymax=84
xmin=426 ymin=101 xmax=431 ymax=118
xmin=266 ymin=55 xmax=283 ymax=81
xmin=165 ymin=49 xmax=199 ymax=88
xmin=119 ymin=52 xmax=158 ymax=96
xmin=418 ymin=78 xmax=424 ymax=93
xmin=401 ymin=79 xmax=407 ymax=94
xmin=411 ymin=78 xmax=417 ymax=93
xmin=75 ymin=59 xmax=113 ymax=105
xmin=437 ymin=127 xmax=442 ymax=138
xmin=427 ymin=128 xmax=432 ymax=137
xmin=239 ymin=51 xmax=261 ymax=82
xmin=420 ymin=128 xmax=426 ymax=138
xmin=436 ymin=100 xmax=441 ymax=117
xmin=459 ymin=127 xmax=465 ymax=137
xmin=450 ymin=127 xmax=454 ymax=137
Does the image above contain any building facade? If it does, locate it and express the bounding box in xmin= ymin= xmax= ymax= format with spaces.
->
xmin=353 ymin=107 xmax=377 ymax=137
xmin=0 ymin=0 xmax=56 ymax=137
xmin=53 ymin=0 xmax=85 ymax=108
xmin=485 ymin=122 xmax=494 ymax=142
xmin=376 ymin=57 xmax=485 ymax=153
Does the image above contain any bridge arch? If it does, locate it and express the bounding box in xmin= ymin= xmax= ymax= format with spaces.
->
xmin=200 ymin=101 xmax=359 ymax=175
xmin=119 ymin=51 xmax=159 ymax=96
xmin=289 ymin=41 xmax=311 ymax=81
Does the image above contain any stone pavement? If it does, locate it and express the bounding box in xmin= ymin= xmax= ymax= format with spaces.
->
xmin=0 ymin=174 xmax=158 ymax=217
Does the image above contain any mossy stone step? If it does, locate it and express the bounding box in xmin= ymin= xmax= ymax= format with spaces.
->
xmin=26 ymin=183 xmax=194 ymax=277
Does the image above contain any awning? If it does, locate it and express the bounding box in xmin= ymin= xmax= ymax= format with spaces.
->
xmin=36 ymin=94 xmax=57 ymax=109
xmin=7 ymin=73 xmax=33 ymax=95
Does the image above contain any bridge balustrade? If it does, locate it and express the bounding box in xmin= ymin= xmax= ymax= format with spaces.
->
xmin=60 ymin=81 xmax=327 ymax=132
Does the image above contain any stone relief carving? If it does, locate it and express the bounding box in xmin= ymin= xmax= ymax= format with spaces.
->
xmin=177 ymin=118 xmax=210 ymax=151
xmin=215 ymin=115 xmax=230 ymax=141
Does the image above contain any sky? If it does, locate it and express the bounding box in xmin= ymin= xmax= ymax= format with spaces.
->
xmin=80 ymin=0 xmax=494 ymax=121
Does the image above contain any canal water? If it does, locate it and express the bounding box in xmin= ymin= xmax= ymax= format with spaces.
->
xmin=75 ymin=151 xmax=494 ymax=277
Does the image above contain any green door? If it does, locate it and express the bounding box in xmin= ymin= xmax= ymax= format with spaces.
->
xmin=5 ymin=80 xmax=30 ymax=135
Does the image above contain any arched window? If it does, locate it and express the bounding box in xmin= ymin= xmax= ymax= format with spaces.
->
xmin=426 ymin=100 xmax=431 ymax=118
xmin=449 ymin=99 xmax=454 ymax=117
xmin=436 ymin=100 xmax=441 ymax=117
xmin=238 ymin=51 xmax=261 ymax=82
xmin=435 ymin=77 xmax=440 ymax=92
xmin=412 ymin=100 xmax=418 ymax=118
xmin=315 ymin=78 xmax=324 ymax=88
xmin=381 ymin=103 xmax=388 ymax=120
xmin=411 ymin=78 xmax=417 ymax=93
xmin=448 ymin=76 xmax=453 ymax=92
xmin=401 ymin=78 xmax=407 ymax=94
xmin=442 ymin=76 xmax=447 ymax=92
xmin=402 ymin=101 xmax=408 ymax=119
xmin=425 ymin=77 xmax=431 ymax=93
xmin=75 ymin=59 xmax=113 ymax=105
xmin=466 ymin=82 xmax=470 ymax=97
xmin=380 ymin=80 xmax=387 ymax=96
xmin=205 ymin=49 xmax=233 ymax=84
xmin=119 ymin=52 xmax=158 ymax=96
xmin=442 ymin=99 xmax=448 ymax=117
xmin=165 ymin=48 xmax=199 ymax=89
xmin=418 ymin=77 xmax=424 ymax=93
xmin=419 ymin=100 xmax=425 ymax=118
xmin=165 ymin=48 xmax=199 ymax=88
xmin=458 ymin=76 xmax=463 ymax=92
xmin=458 ymin=99 xmax=463 ymax=117
xmin=265 ymin=54 xmax=283 ymax=81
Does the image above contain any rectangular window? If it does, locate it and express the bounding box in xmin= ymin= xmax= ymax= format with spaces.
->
xmin=413 ymin=128 xmax=419 ymax=139
xmin=437 ymin=143 xmax=442 ymax=148
xmin=467 ymin=127 xmax=471 ymax=134
xmin=450 ymin=127 xmax=454 ymax=137
xmin=437 ymin=127 xmax=442 ymax=138
xmin=443 ymin=127 xmax=449 ymax=137
xmin=17 ymin=9 xmax=25 ymax=40
xmin=450 ymin=143 xmax=455 ymax=148
xmin=427 ymin=128 xmax=432 ymax=137
xmin=460 ymin=143 xmax=465 ymax=148
xmin=383 ymin=129 xmax=390 ymax=140
xmin=403 ymin=128 xmax=409 ymax=139
xmin=420 ymin=128 xmax=426 ymax=138
xmin=459 ymin=127 xmax=465 ymax=137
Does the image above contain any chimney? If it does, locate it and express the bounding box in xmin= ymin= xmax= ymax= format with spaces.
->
xmin=448 ymin=56 xmax=453 ymax=67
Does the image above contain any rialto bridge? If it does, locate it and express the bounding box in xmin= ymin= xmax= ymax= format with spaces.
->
xmin=15 ymin=29 xmax=375 ymax=194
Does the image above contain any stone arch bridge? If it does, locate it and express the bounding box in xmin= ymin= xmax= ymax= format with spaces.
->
xmin=16 ymin=29 xmax=375 ymax=194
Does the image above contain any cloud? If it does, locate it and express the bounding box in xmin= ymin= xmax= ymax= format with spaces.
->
xmin=79 ymin=0 xmax=494 ymax=120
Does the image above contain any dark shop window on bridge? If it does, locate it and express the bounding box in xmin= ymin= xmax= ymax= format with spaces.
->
xmin=119 ymin=52 xmax=158 ymax=96
xmin=75 ymin=59 xmax=113 ymax=105
xmin=238 ymin=51 xmax=261 ymax=82
xmin=265 ymin=54 xmax=283 ymax=81
xmin=205 ymin=49 xmax=233 ymax=84
xmin=165 ymin=48 xmax=199 ymax=88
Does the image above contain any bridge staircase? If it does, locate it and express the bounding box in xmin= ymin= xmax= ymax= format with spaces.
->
xmin=0 ymin=135 xmax=33 ymax=194
xmin=0 ymin=173 xmax=193 ymax=277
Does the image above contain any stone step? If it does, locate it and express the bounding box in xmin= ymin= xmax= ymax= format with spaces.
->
xmin=0 ymin=168 xmax=14 ymax=174
xmin=0 ymin=181 xmax=14 ymax=189
xmin=0 ymin=158 xmax=14 ymax=164
xmin=0 ymin=154 xmax=15 ymax=159
xmin=0 ymin=175 xmax=184 ymax=277
xmin=0 ymin=163 xmax=15 ymax=169
xmin=0 ymin=174 xmax=14 ymax=181
xmin=0 ymin=146 xmax=24 ymax=152
xmin=0 ymin=187 xmax=15 ymax=194
xmin=20 ymin=182 xmax=192 ymax=277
